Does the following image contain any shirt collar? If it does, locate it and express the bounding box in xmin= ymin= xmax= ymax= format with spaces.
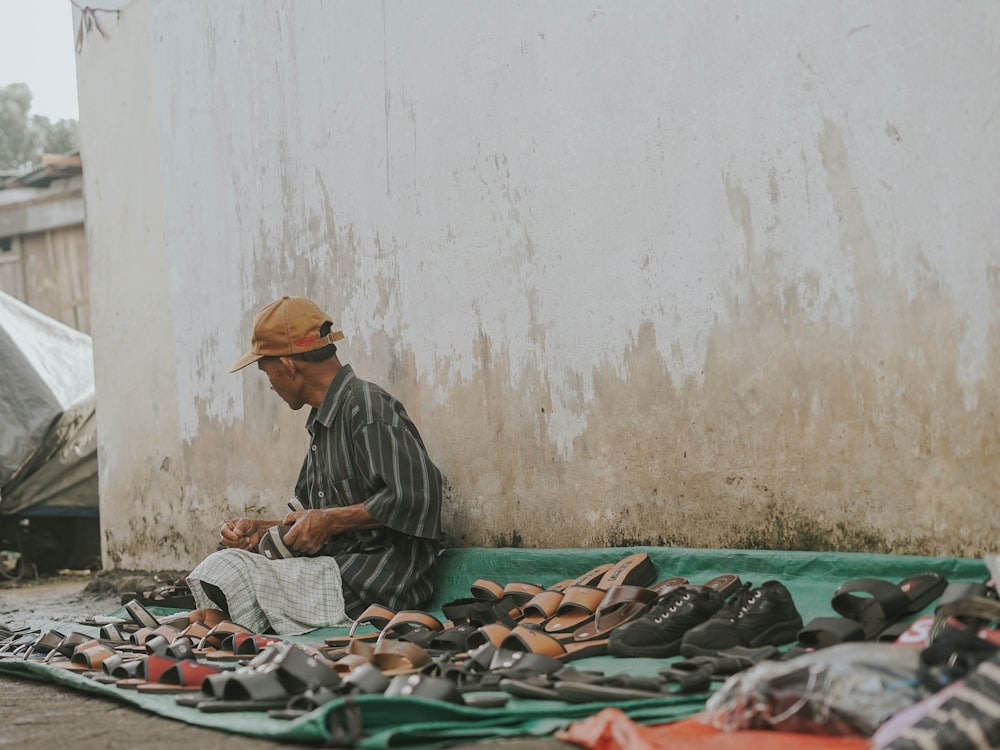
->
xmin=308 ymin=364 xmax=355 ymax=432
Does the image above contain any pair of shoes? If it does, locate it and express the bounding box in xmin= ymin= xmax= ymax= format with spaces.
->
xmin=679 ymin=580 xmax=804 ymax=657
xmin=608 ymin=579 xmax=802 ymax=658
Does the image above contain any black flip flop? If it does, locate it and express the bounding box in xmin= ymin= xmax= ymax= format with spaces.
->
xmin=798 ymin=571 xmax=948 ymax=648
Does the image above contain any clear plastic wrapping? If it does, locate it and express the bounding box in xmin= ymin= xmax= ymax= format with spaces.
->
xmin=703 ymin=643 xmax=926 ymax=737
xmin=983 ymin=554 xmax=999 ymax=584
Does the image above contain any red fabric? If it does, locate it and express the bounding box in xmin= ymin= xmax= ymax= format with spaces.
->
xmin=555 ymin=709 xmax=872 ymax=750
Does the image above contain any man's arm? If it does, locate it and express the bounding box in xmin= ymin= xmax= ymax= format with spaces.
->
xmin=281 ymin=505 xmax=382 ymax=554
xmin=355 ymin=421 xmax=443 ymax=539
xmin=280 ymin=414 xmax=442 ymax=554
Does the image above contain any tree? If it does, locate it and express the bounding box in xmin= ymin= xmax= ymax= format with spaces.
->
xmin=0 ymin=83 xmax=37 ymax=171
xmin=0 ymin=83 xmax=80 ymax=172
xmin=35 ymin=115 xmax=79 ymax=157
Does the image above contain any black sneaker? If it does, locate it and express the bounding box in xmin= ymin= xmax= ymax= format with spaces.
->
xmin=607 ymin=586 xmax=727 ymax=658
xmin=679 ymin=580 xmax=803 ymax=658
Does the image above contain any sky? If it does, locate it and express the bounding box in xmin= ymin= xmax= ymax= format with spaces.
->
xmin=0 ymin=0 xmax=81 ymax=122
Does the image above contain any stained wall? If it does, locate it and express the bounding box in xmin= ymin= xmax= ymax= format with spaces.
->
xmin=74 ymin=1 xmax=1000 ymax=568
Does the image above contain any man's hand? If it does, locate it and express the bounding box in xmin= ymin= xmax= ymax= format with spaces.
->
xmin=219 ymin=518 xmax=266 ymax=551
xmin=281 ymin=509 xmax=332 ymax=555
xmin=282 ymin=505 xmax=382 ymax=555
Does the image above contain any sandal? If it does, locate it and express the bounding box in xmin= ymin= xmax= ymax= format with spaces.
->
xmin=323 ymin=604 xmax=396 ymax=648
xmin=136 ymin=660 xmax=224 ymax=693
xmin=571 ymin=576 xmax=689 ymax=642
xmin=196 ymin=641 xmax=341 ymax=712
xmin=542 ymin=553 xmax=659 ymax=635
xmin=500 ymin=624 xmax=612 ymax=662
xmin=195 ymin=620 xmax=255 ymax=654
xmin=371 ymin=638 xmax=434 ymax=676
xmin=798 ymin=572 xmax=948 ymax=648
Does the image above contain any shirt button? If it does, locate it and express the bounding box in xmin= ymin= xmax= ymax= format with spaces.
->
xmin=311 ymin=445 xmax=317 ymax=452
xmin=318 ymin=491 xmax=325 ymax=498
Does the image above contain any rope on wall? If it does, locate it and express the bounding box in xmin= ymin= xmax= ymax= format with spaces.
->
xmin=69 ymin=1 xmax=120 ymax=54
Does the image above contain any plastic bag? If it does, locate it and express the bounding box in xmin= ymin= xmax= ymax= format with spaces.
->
xmin=703 ymin=643 xmax=926 ymax=737
xmin=983 ymin=553 xmax=999 ymax=582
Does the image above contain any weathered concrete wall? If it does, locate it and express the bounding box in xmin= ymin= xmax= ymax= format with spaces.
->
xmin=75 ymin=1 xmax=1000 ymax=569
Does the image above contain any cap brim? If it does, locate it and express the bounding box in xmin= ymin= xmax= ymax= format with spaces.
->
xmin=229 ymin=351 xmax=264 ymax=373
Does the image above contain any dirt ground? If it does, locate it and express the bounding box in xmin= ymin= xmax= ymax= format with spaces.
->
xmin=0 ymin=571 xmax=573 ymax=750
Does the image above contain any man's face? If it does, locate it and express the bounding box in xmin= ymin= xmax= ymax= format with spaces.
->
xmin=257 ymin=357 xmax=306 ymax=411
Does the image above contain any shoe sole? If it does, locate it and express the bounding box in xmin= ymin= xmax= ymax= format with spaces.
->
xmin=679 ymin=622 xmax=802 ymax=658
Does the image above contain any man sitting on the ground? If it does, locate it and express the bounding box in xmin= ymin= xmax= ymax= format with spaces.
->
xmin=186 ymin=295 xmax=443 ymax=634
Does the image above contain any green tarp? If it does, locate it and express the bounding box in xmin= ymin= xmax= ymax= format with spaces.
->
xmin=1 ymin=546 xmax=990 ymax=748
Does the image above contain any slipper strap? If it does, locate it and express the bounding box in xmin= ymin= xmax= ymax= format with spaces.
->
xmin=51 ymin=632 xmax=92 ymax=660
xmin=159 ymin=660 xmax=220 ymax=686
xmin=544 ymin=586 xmax=607 ymax=633
xmin=110 ymin=659 xmax=143 ymax=679
xmin=501 ymin=626 xmax=567 ymax=658
xmin=270 ymin=643 xmax=341 ymax=691
xmin=503 ymin=582 xmax=545 ymax=606
xmin=201 ymin=671 xmax=236 ymax=698
xmin=576 ymin=584 xmax=660 ymax=640
xmin=198 ymin=621 xmax=253 ymax=650
xmin=427 ymin=623 xmax=478 ymax=652
xmin=570 ymin=563 xmax=615 ymax=587
xmin=385 ymin=673 xmax=464 ymax=704
xmin=464 ymin=623 xmax=511 ymax=650
xmin=380 ymin=611 xmax=444 ymax=640
xmin=72 ymin=644 xmax=117 ymax=669
xmin=470 ymin=579 xmax=505 ymax=601
xmin=341 ymin=662 xmax=390 ymax=694
xmin=520 ymin=590 xmax=564 ymax=620
xmin=832 ymin=578 xmax=912 ymax=622
xmin=441 ymin=597 xmax=476 ymax=623
xmin=371 ymin=639 xmax=432 ymax=674
xmin=348 ymin=604 xmax=395 ymax=636
xmin=332 ymin=653 xmax=370 ymax=675
xmin=222 ymin=670 xmax=290 ymax=702
xmin=596 ymin=553 xmax=657 ymax=589
xmin=138 ymin=654 xmax=178 ymax=681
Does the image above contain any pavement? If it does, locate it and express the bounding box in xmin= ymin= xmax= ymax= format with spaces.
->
xmin=0 ymin=571 xmax=575 ymax=750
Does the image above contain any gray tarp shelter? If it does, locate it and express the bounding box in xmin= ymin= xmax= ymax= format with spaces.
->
xmin=0 ymin=291 xmax=98 ymax=515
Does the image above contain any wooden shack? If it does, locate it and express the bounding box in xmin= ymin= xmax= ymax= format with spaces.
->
xmin=0 ymin=153 xmax=88 ymax=333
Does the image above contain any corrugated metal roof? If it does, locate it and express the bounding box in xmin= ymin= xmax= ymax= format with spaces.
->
xmin=0 ymin=152 xmax=82 ymax=190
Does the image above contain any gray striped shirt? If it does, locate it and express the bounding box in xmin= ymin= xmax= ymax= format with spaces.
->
xmin=295 ymin=364 xmax=443 ymax=618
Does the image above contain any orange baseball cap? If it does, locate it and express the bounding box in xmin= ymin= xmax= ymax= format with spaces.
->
xmin=230 ymin=295 xmax=344 ymax=372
